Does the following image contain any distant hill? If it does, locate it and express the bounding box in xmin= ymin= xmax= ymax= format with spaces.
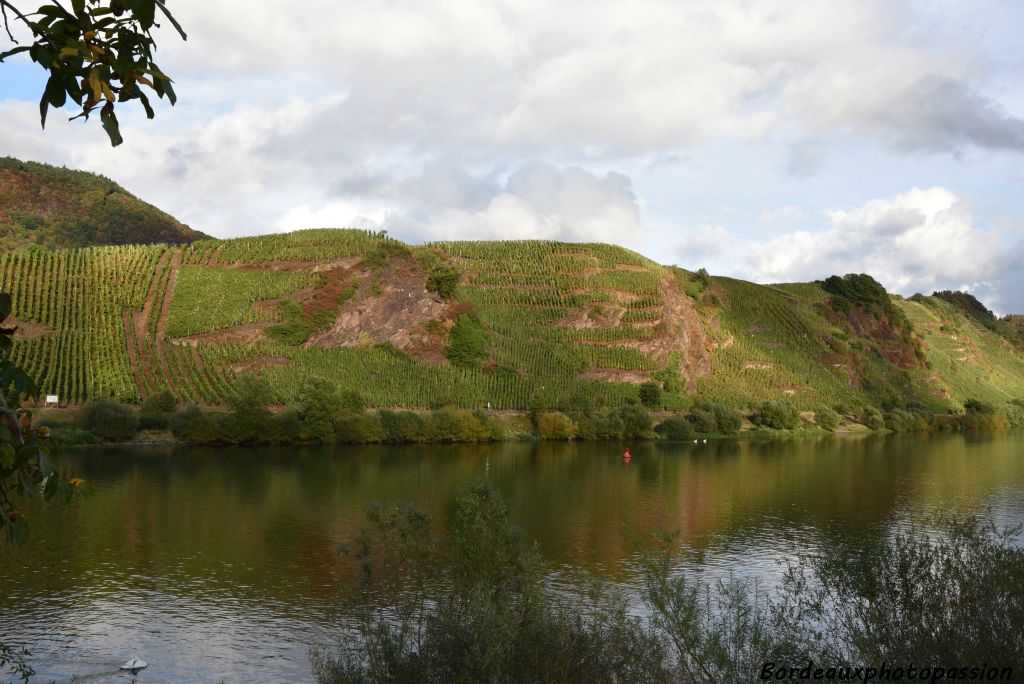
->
xmin=0 ymin=157 xmax=207 ymax=250
xmin=1 ymin=228 xmax=1022 ymax=422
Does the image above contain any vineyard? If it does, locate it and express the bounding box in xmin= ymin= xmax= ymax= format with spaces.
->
xmin=2 ymin=229 xmax=1023 ymax=412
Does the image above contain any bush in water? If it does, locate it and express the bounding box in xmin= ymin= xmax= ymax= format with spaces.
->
xmin=314 ymin=486 xmax=1024 ymax=684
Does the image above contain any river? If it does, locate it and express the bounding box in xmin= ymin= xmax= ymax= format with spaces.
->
xmin=2 ymin=431 xmax=1023 ymax=682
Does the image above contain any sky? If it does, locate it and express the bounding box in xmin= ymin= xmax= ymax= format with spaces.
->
xmin=1 ymin=0 xmax=1023 ymax=312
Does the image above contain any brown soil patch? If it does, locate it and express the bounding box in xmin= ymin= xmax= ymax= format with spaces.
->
xmin=554 ymin=304 xmax=626 ymax=329
xmin=6 ymin=318 xmax=52 ymax=340
xmin=580 ymin=368 xmax=654 ymax=383
xmin=230 ymin=355 xmax=291 ymax=373
xmin=177 ymin=324 xmax=269 ymax=345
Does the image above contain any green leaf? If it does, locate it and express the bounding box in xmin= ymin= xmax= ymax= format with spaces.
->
xmin=137 ymin=90 xmax=154 ymax=119
xmin=155 ymin=0 xmax=187 ymax=40
xmin=100 ymin=108 xmax=124 ymax=147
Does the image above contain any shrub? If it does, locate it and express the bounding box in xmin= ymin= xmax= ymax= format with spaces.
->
xmin=688 ymin=405 xmax=718 ymax=434
xmin=617 ymin=404 xmax=652 ymax=440
xmin=141 ymin=389 xmax=177 ymax=414
xmin=815 ymin=406 xmax=840 ymax=431
xmin=171 ymin=405 xmax=221 ymax=443
xmin=227 ymin=374 xmax=275 ymax=415
xmin=964 ymin=399 xmax=995 ymax=415
xmin=265 ymin=300 xmax=312 ymax=345
xmin=380 ymin=410 xmax=427 ymax=443
xmin=535 ymin=412 xmax=576 ymax=440
xmin=81 ymin=397 xmax=138 ymax=442
xmin=338 ymin=390 xmax=366 ymax=415
xmin=426 ymin=263 xmax=460 ymax=300
xmin=335 ymin=413 xmax=385 ymax=443
xmin=297 ymin=376 xmax=342 ymax=443
xmin=444 ymin=313 xmax=489 ymax=368
xmin=638 ymin=381 xmax=662 ymax=409
xmin=710 ymin=403 xmax=742 ymax=434
xmin=655 ymin=416 xmax=694 ymax=441
xmin=575 ymin=411 xmax=625 ymax=440
xmin=885 ymin=409 xmax=929 ymax=432
xmin=753 ymin=399 xmax=800 ymax=430
xmin=859 ymin=406 xmax=885 ymax=430
xmin=427 ymin=409 xmax=491 ymax=442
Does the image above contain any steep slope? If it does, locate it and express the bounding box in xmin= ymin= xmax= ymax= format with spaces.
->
xmin=0 ymin=157 xmax=207 ymax=250
xmin=0 ymin=228 xmax=1021 ymax=417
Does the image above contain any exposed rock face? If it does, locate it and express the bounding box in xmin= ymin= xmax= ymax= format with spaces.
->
xmin=305 ymin=258 xmax=452 ymax=357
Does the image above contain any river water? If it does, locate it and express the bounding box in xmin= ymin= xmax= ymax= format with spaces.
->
xmin=2 ymin=432 xmax=1023 ymax=682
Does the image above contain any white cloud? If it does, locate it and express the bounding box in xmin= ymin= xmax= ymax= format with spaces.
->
xmin=745 ymin=187 xmax=1021 ymax=311
xmin=400 ymin=164 xmax=646 ymax=244
xmin=673 ymin=226 xmax=730 ymax=260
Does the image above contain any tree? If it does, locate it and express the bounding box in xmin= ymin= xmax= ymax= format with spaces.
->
xmin=0 ymin=0 xmax=186 ymax=146
xmin=1 ymin=292 xmax=89 ymax=546
xmin=638 ymin=381 xmax=661 ymax=408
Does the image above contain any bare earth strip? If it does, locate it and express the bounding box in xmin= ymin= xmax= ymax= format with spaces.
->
xmin=155 ymin=250 xmax=183 ymax=399
xmin=123 ymin=249 xmax=171 ymax=400
xmin=121 ymin=310 xmax=148 ymax=400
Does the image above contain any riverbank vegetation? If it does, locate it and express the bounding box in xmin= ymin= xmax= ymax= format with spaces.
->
xmin=34 ymin=374 xmax=1024 ymax=448
xmin=313 ymin=482 xmax=1024 ymax=683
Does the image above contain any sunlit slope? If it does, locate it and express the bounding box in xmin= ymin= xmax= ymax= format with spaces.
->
xmin=0 ymin=157 xmax=208 ymax=250
xmin=1 ymin=228 xmax=1022 ymax=412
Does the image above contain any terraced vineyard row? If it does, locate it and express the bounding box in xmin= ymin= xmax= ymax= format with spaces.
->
xmin=0 ymin=245 xmax=163 ymax=403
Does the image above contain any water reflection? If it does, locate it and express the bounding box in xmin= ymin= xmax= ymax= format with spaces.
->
xmin=1 ymin=431 xmax=1022 ymax=682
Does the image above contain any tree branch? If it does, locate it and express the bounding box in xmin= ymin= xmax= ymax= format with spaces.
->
xmin=0 ymin=0 xmax=32 ymax=42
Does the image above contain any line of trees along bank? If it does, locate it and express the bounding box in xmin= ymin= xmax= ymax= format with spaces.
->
xmin=39 ymin=373 xmax=1024 ymax=447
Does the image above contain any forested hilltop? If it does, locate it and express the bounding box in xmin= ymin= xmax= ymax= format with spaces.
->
xmin=0 ymin=157 xmax=207 ymax=250
xmin=2 ymin=227 xmax=1023 ymax=432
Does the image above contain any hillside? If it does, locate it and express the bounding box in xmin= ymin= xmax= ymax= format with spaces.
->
xmin=0 ymin=157 xmax=208 ymax=250
xmin=0 ymin=229 xmax=1022 ymax=420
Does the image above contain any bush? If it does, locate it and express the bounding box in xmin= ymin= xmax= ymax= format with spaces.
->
xmin=655 ymin=416 xmax=694 ymax=441
xmin=710 ymin=403 xmax=742 ymax=434
xmin=338 ymin=390 xmax=366 ymax=415
xmin=81 ymin=397 xmax=138 ymax=442
xmin=964 ymin=398 xmax=995 ymax=415
xmin=444 ymin=313 xmax=489 ymax=368
xmin=426 ymin=263 xmax=460 ymax=300
xmin=617 ymin=404 xmax=652 ymax=440
xmin=141 ymin=389 xmax=176 ymax=414
xmin=316 ymin=490 xmax=1024 ymax=684
xmin=427 ymin=409 xmax=491 ymax=442
xmin=535 ymin=412 xmax=576 ymax=440
xmin=753 ymin=399 xmax=800 ymax=430
xmin=860 ymin=406 xmax=885 ymax=430
xmin=815 ymin=406 xmax=840 ymax=431
xmin=379 ymin=410 xmax=427 ymax=443
xmin=638 ymin=381 xmax=662 ymax=409
xmin=171 ymin=405 xmax=221 ymax=443
xmin=335 ymin=413 xmax=385 ymax=443
xmin=688 ymin=405 xmax=718 ymax=434
xmin=574 ymin=411 xmax=625 ymax=441
xmin=885 ymin=409 xmax=929 ymax=432
xmin=297 ymin=376 xmax=342 ymax=443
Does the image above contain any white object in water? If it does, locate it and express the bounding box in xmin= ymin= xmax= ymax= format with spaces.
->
xmin=693 ymin=439 xmax=698 ymax=444
xmin=120 ymin=658 xmax=147 ymax=672
xmin=702 ymin=439 xmax=707 ymax=443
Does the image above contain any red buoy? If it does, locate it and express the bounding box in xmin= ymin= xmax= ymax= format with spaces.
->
xmin=623 ymin=447 xmax=631 ymax=462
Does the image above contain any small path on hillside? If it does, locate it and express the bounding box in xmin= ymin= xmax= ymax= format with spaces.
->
xmin=125 ymin=249 xmax=171 ymax=399
xmin=155 ymin=250 xmax=183 ymax=399
xmin=122 ymin=310 xmax=147 ymax=400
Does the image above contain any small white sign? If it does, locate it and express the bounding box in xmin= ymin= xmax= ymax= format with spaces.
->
xmin=44 ymin=395 xmax=59 ymax=406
